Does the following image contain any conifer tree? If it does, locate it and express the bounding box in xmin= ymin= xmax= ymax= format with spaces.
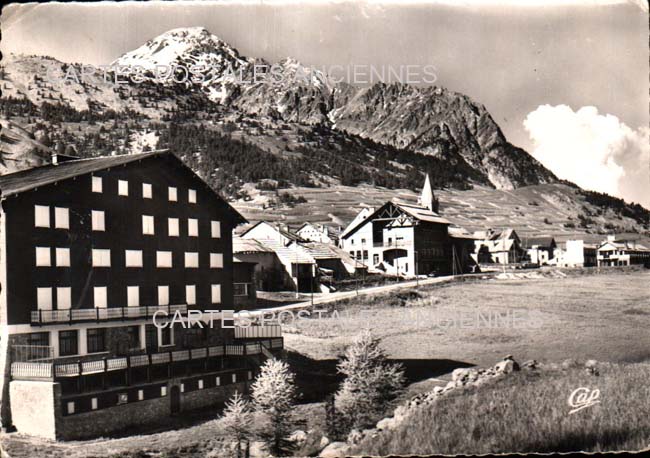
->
xmin=250 ymin=358 xmax=298 ymax=456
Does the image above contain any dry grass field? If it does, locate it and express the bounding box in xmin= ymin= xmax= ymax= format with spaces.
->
xmin=285 ymin=269 xmax=650 ymax=367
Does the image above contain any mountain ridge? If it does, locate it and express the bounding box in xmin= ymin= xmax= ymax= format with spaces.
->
xmin=1 ymin=27 xmax=648 ymax=235
xmin=3 ymin=26 xmax=556 ymax=190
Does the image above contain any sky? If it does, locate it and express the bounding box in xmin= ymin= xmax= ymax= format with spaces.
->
xmin=2 ymin=0 xmax=648 ymax=207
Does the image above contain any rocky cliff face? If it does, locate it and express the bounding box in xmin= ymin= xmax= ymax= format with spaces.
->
xmin=328 ymin=83 xmax=557 ymax=189
xmin=0 ymin=119 xmax=52 ymax=175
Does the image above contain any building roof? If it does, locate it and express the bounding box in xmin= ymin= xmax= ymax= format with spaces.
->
xmin=233 ymin=255 xmax=258 ymax=265
xmin=448 ymin=226 xmax=479 ymax=240
xmin=396 ymin=202 xmax=451 ymax=224
xmin=0 ymin=151 xmax=246 ymax=224
xmin=598 ymin=241 xmax=650 ymax=252
xmin=240 ymin=221 xmax=305 ymax=242
xmin=261 ymin=239 xmax=315 ymax=265
xmin=233 ymin=237 xmax=274 ymax=254
xmin=342 ymin=201 xmax=450 ymax=239
xmin=522 ymin=236 xmax=556 ymax=249
xmin=0 ymin=151 xmax=161 ymax=197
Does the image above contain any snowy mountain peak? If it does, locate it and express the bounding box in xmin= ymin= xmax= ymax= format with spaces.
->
xmin=112 ymin=26 xmax=250 ymax=72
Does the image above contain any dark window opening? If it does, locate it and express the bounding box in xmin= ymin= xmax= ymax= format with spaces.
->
xmin=29 ymin=332 xmax=50 ymax=347
xmin=145 ymin=324 xmax=158 ymax=351
xmin=59 ymin=330 xmax=78 ymax=357
xmin=87 ymin=328 xmax=107 ymax=354
xmin=161 ymin=327 xmax=172 ymax=346
xmin=127 ymin=326 xmax=140 ymax=350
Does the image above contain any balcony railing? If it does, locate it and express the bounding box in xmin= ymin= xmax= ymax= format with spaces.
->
xmin=234 ymin=324 xmax=283 ymax=339
xmin=11 ymin=338 xmax=284 ymax=381
xmin=30 ymin=304 xmax=188 ymax=325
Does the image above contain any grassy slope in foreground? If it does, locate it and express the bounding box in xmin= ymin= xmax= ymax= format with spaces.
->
xmin=352 ymin=362 xmax=650 ymax=455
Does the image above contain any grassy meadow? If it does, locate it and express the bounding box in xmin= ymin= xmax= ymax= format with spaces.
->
xmin=352 ymin=362 xmax=650 ymax=454
xmin=284 ymin=269 xmax=650 ymax=367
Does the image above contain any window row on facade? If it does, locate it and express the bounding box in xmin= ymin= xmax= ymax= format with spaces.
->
xmin=91 ymin=175 xmax=198 ymax=204
xmin=34 ymin=205 xmax=222 ymax=238
xmin=35 ymin=247 xmax=223 ymax=269
xmin=35 ymin=284 xmax=222 ymax=310
xmin=27 ymin=324 xmax=165 ymax=357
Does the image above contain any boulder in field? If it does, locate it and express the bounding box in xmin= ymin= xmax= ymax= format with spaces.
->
xmin=494 ymin=359 xmax=515 ymax=374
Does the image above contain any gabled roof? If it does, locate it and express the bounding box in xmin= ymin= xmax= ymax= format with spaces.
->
xmin=395 ymin=202 xmax=450 ymax=224
xmin=240 ymin=221 xmax=305 ymax=242
xmin=448 ymin=226 xmax=479 ymax=240
xmin=598 ymin=241 xmax=650 ymax=252
xmin=233 ymin=237 xmax=274 ymax=254
xmin=340 ymin=207 xmax=374 ymax=238
xmin=0 ymin=150 xmax=246 ymax=224
xmin=0 ymin=152 xmax=159 ymax=197
xmin=261 ymin=239 xmax=315 ymax=264
xmin=522 ymin=236 xmax=556 ymax=249
xmin=342 ymin=201 xmax=450 ymax=239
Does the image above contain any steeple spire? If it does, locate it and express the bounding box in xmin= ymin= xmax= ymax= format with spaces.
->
xmin=418 ymin=174 xmax=439 ymax=213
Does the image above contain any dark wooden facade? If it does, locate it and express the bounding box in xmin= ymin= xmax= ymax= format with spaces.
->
xmin=2 ymin=153 xmax=244 ymax=326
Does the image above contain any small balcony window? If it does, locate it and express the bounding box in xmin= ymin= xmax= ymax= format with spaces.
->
xmin=59 ymin=330 xmax=78 ymax=357
xmin=87 ymin=328 xmax=107 ymax=354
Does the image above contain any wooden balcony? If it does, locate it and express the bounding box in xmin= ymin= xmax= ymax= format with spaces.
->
xmin=30 ymin=304 xmax=188 ymax=325
xmin=11 ymin=338 xmax=284 ymax=382
xmin=234 ymin=324 xmax=283 ymax=339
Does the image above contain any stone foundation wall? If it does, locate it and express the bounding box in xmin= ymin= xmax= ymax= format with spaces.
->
xmin=10 ymin=370 xmax=251 ymax=440
xmin=181 ymin=380 xmax=247 ymax=412
xmin=9 ymin=380 xmax=59 ymax=439
xmin=57 ymin=387 xmax=171 ymax=440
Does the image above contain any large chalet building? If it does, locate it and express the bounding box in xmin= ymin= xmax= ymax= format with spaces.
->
xmin=340 ymin=176 xmax=475 ymax=276
xmin=0 ymin=152 xmax=282 ymax=440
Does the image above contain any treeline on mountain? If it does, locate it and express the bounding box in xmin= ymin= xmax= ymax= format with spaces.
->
xmin=156 ymin=122 xmax=482 ymax=198
xmin=0 ymin=96 xmax=40 ymax=118
xmin=582 ymin=190 xmax=650 ymax=227
xmin=156 ymin=123 xmax=317 ymax=196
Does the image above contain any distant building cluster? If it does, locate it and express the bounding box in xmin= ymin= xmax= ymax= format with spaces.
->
xmin=472 ymin=230 xmax=649 ymax=269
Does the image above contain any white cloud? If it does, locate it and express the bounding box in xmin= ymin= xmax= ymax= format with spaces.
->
xmin=524 ymin=105 xmax=650 ymax=209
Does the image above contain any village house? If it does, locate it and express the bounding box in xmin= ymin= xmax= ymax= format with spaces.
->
xmin=299 ymin=241 xmax=357 ymax=283
xmin=596 ymin=235 xmax=650 ymax=267
xmin=340 ymin=175 xmax=475 ymax=277
xmin=473 ymin=228 xmax=526 ymax=265
xmin=232 ymin=238 xmax=286 ymax=291
xmin=295 ymin=222 xmax=338 ymax=245
xmin=240 ymin=221 xmax=304 ymax=247
xmin=554 ymin=240 xmax=597 ymax=268
xmin=0 ymin=152 xmax=283 ymax=440
xmin=522 ymin=236 xmax=556 ymax=265
xmin=233 ymin=237 xmax=317 ymax=293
